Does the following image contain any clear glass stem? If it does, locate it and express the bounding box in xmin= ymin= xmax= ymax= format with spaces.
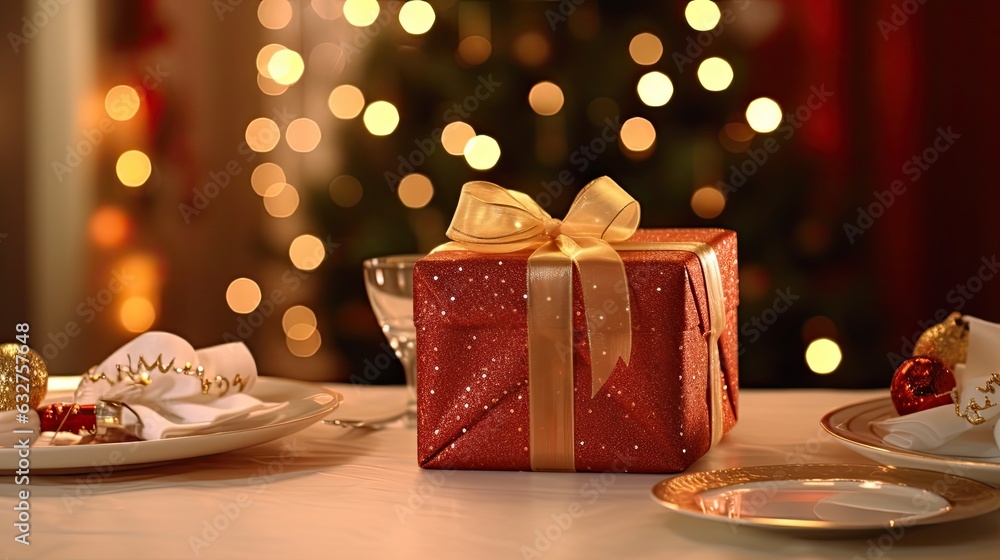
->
xmin=390 ymin=335 xmax=418 ymax=427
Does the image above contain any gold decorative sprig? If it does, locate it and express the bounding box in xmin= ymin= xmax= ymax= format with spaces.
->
xmin=82 ymin=354 xmax=248 ymax=396
xmin=951 ymin=372 xmax=1000 ymax=425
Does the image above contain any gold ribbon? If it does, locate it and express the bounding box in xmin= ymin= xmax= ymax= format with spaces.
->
xmin=434 ymin=177 xmax=725 ymax=471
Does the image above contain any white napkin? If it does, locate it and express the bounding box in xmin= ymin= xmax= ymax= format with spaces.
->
xmin=875 ymin=316 xmax=1000 ymax=457
xmin=74 ymin=332 xmax=281 ymax=440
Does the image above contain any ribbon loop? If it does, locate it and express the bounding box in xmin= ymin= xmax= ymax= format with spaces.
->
xmin=444 ymin=176 xmax=638 ymax=398
xmin=561 ymin=177 xmax=640 ymax=242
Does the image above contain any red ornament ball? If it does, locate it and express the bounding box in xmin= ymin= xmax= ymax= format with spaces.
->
xmin=890 ymin=356 xmax=957 ymax=416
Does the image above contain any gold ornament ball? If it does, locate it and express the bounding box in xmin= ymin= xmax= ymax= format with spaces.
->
xmin=913 ymin=312 xmax=969 ymax=368
xmin=0 ymin=343 xmax=49 ymax=410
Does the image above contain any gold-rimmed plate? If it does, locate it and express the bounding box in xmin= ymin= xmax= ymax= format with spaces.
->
xmin=0 ymin=377 xmax=341 ymax=474
xmin=651 ymin=464 xmax=1000 ymax=531
xmin=821 ymin=397 xmax=1000 ymax=486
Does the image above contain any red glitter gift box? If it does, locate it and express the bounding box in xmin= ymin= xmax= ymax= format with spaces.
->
xmin=414 ymin=228 xmax=738 ymax=473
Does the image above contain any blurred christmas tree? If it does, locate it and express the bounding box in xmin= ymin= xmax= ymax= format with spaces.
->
xmin=310 ymin=0 xmax=875 ymax=388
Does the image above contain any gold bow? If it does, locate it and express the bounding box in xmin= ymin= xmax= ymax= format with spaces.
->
xmin=445 ymin=176 xmax=639 ymax=398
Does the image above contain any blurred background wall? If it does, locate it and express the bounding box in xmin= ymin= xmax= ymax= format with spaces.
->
xmin=1 ymin=0 xmax=998 ymax=389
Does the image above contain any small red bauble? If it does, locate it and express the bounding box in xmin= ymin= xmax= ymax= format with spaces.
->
xmin=890 ymin=356 xmax=957 ymax=416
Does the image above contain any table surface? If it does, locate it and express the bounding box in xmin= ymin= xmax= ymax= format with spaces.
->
xmin=4 ymin=384 xmax=999 ymax=560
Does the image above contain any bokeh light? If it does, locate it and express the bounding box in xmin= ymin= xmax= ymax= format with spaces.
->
xmin=691 ymin=187 xmax=726 ymax=219
xmin=105 ymin=85 xmax=140 ymax=121
xmin=311 ymin=0 xmax=343 ymax=20
xmin=363 ymin=101 xmax=400 ymax=136
xmin=463 ymin=134 xmax=501 ymax=170
xmin=719 ymin=122 xmax=756 ymax=152
xmin=329 ymin=175 xmax=363 ymax=208
xmin=442 ymin=121 xmax=476 ymax=156
xmin=398 ymin=173 xmax=434 ymax=208
xmin=116 ymin=253 xmax=159 ymax=296
xmin=258 ymin=0 xmax=292 ymax=29
xmin=116 ymin=150 xmax=152 ymax=187
xmin=286 ymin=329 xmax=322 ymax=357
xmin=685 ymin=0 xmax=721 ymax=31
xmin=457 ymin=35 xmax=491 ymax=66
xmin=746 ymin=97 xmax=783 ymax=133
xmin=628 ymin=33 xmax=662 ymax=66
xmin=805 ymin=338 xmax=842 ymax=374
xmin=289 ymin=234 xmax=326 ymax=271
xmin=620 ymin=117 xmax=656 ymax=152
xmin=251 ymin=163 xmax=286 ymax=196
xmin=120 ymin=296 xmax=156 ymax=333
xmin=513 ymin=32 xmax=550 ymax=66
xmin=226 ymin=278 xmax=262 ymax=314
xmin=528 ymin=81 xmax=565 ymax=116
xmin=309 ymin=42 xmax=344 ymax=76
xmin=246 ymin=118 xmax=281 ymax=152
xmin=257 ymin=74 xmax=289 ymax=96
xmin=286 ymin=118 xmax=322 ymax=152
xmin=256 ymin=44 xmax=286 ymax=79
xmin=698 ymin=57 xmax=734 ymax=91
xmin=399 ymin=0 xmax=435 ymax=35
xmin=636 ymin=71 xmax=674 ymax=107
xmin=724 ymin=122 xmax=755 ymax=142
xmin=283 ymin=305 xmax=318 ymax=340
xmin=88 ymin=206 xmax=131 ymax=248
xmin=343 ymin=0 xmax=379 ymax=27
xmin=328 ymin=85 xmax=365 ymax=119
xmin=263 ymin=184 xmax=300 ymax=218
xmin=267 ymin=49 xmax=305 ymax=85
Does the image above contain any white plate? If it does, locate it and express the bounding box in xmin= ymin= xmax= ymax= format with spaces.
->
xmin=821 ymin=397 xmax=1000 ymax=486
xmin=651 ymin=464 xmax=1000 ymax=532
xmin=0 ymin=377 xmax=341 ymax=474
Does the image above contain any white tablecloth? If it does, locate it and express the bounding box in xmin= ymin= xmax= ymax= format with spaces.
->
xmin=4 ymin=385 xmax=999 ymax=560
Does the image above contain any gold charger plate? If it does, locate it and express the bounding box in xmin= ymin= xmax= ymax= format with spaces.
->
xmin=651 ymin=464 xmax=1000 ymax=531
xmin=821 ymin=397 xmax=1000 ymax=486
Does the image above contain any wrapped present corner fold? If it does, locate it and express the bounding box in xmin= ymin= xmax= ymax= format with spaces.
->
xmin=421 ymin=177 xmax=732 ymax=472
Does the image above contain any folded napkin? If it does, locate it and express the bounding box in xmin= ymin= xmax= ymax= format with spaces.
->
xmin=73 ymin=332 xmax=281 ymax=440
xmin=875 ymin=316 xmax=1000 ymax=457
